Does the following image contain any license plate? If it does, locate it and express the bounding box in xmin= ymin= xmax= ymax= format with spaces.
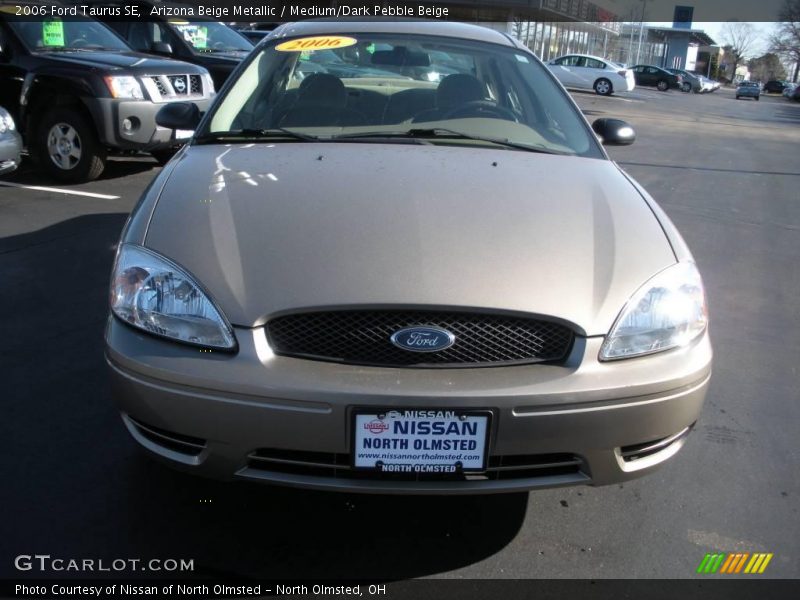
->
xmin=353 ymin=409 xmax=490 ymax=474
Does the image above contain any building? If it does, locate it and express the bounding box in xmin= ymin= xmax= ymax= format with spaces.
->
xmin=612 ymin=24 xmax=716 ymax=69
xmin=477 ymin=0 xmax=623 ymax=62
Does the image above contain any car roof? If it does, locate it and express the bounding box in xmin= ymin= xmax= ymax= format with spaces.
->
xmin=271 ymin=20 xmax=516 ymax=47
xmin=552 ymin=53 xmax=609 ymax=62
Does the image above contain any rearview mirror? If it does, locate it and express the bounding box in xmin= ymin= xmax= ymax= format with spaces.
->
xmin=156 ymin=102 xmax=201 ymax=131
xmin=371 ymin=47 xmax=430 ymax=67
xmin=150 ymin=41 xmax=173 ymax=55
xmin=592 ymin=118 xmax=636 ymax=146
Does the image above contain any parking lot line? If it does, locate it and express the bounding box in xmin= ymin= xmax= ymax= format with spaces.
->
xmin=0 ymin=181 xmax=120 ymax=200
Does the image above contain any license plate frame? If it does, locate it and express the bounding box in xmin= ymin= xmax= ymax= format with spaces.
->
xmin=351 ymin=408 xmax=492 ymax=475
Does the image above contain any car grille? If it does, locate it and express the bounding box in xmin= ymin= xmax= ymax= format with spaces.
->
xmin=266 ymin=310 xmax=574 ymax=367
xmin=189 ymin=74 xmax=202 ymax=94
xmin=245 ymin=448 xmax=587 ymax=482
xmin=146 ymin=74 xmax=205 ymax=101
xmin=151 ymin=76 xmax=169 ymax=97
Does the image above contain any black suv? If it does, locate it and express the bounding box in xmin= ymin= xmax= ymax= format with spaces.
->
xmin=762 ymin=80 xmax=787 ymax=94
xmin=82 ymin=1 xmax=253 ymax=90
xmin=0 ymin=3 xmax=215 ymax=182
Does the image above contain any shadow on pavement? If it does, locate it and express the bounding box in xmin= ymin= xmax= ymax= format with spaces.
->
xmin=3 ymin=155 xmax=158 ymax=186
xmin=0 ymin=214 xmax=527 ymax=581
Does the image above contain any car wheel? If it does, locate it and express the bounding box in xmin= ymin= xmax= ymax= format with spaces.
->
xmin=35 ymin=107 xmax=106 ymax=182
xmin=594 ymin=78 xmax=613 ymax=96
xmin=681 ymin=82 xmax=691 ymax=93
xmin=151 ymin=147 xmax=179 ymax=166
xmin=755 ymin=96 xmax=760 ymax=101
xmin=736 ymin=95 xmax=740 ymax=99
xmin=657 ymin=80 xmax=669 ymax=91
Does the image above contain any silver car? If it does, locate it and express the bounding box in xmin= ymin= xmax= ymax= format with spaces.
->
xmin=106 ymin=21 xmax=712 ymax=494
xmin=0 ymin=107 xmax=21 ymax=176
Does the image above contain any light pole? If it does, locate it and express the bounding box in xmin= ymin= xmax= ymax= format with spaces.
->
xmin=635 ymin=0 xmax=648 ymax=64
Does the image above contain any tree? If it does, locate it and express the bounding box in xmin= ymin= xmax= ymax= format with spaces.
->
xmin=721 ymin=22 xmax=759 ymax=81
xmin=769 ymin=0 xmax=800 ymax=82
xmin=748 ymin=53 xmax=788 ymax=81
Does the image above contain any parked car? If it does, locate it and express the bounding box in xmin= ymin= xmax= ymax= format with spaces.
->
xmin=762 ymin=80 xmax=788 ymax=94
xmin=106 ymin=21 xmax=711 ymax=494
xmin=630 ymin=65 xmax=682 ymax=91
xmin=0 ymin=2 xmax=215 ymax=181
xmin=0 ymin=106 xmax=21 ymax=176
xmin=735 ymin=80 xmax=760 ymax=100
xmin=668 ymin=68 xmax=702 ymax=93
xmin=782 ymin=82 xmax=797 ymax=98
xmin=85 ymin=1 xmax=254 ymax=89
xmin=546 ymin=54 xmax=635 ymax=95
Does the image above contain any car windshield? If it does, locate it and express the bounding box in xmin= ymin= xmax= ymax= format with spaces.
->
xmin=202 ymin=33 xmax=600 ymax=157
xmin=168 ymin=20 xmax=252 ymax=53
xmin=7 ymin=16 xmax=129 ymax=51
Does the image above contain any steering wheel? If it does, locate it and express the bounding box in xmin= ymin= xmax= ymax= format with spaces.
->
xmin=442 ymin=101 xmax=519 ymax=122
xmin=212 ymin=41 xmax=227 ymax=50
xmin=71 ymin=38 xmax=90 ymax=48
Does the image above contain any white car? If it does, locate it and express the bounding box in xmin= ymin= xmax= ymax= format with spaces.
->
xmin=693 ymin=74 xmax=719 ymax=93
xmin=547 ymin=54 xmax=635 ymax=96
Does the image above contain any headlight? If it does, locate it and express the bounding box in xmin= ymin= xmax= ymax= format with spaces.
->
xmin=600 ymin=262 xmax=707 ymax=361
xmin=110 ymin=244 xmax=236 ymax=350
xmin=0 ymin=108 xmax=15 ymax=134
xmin=104 ymin=75 xmax=144 ymax=100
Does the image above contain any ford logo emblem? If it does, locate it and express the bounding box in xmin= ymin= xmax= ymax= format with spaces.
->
xmin=390 ymin=327 xmax=456 ymax=353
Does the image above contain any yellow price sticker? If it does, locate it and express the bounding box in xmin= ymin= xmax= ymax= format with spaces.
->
xmin=275 ymin=36 xmax=357 ymax=53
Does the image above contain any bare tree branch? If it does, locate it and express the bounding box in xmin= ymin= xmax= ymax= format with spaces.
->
xmin=720 ymin=22 xmax=759 ymax=81
xmin=769 ymin=0 xmax=800 ymax=81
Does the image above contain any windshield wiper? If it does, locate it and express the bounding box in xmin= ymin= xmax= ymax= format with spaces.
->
xmin=194 ymin=128 xmax=318 ymax=144
xmin=332 ymin=128 xmax=569 ymax=155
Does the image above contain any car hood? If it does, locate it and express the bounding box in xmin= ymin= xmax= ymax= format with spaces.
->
xmin=34 ymin=50 xmax=204 ymax=73
xmin=144 ymin=144 xmax=676 ymax=335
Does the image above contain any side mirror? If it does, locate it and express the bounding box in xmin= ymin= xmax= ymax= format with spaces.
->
xmin=592 ymin=118 xmax=636 ymax=146
xmin=150 ymin=41 xmax=173 ymax=55
xmin=156 ymin=102 xmax=201 ymax=131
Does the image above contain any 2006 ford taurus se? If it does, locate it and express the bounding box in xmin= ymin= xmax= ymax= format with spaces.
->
xmin=105 ymin=21 xmax=712 ymax=494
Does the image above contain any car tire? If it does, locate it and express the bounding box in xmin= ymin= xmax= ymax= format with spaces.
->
xmin=681 ymin=82 xmax=691 ymax=93
xmin=151 ymin=147 xmax=179 ymax=166
xmin=657 ymin=80 xmax=669 ymax=91
xmin=755 ymin=96 xmax=760 ymax=101
xmin=736 ymin=95 xmax=740 ymax=99
xmin=35 ymin=107 xmax=106 ymax=183
xmin=593 ymin=78 xmax=613 ymax=96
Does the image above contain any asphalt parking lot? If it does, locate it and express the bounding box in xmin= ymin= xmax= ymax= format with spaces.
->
xmin=1 ymin=85 xmax=798 ymax=581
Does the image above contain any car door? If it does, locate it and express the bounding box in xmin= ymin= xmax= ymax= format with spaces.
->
xmin=549 ymin=55 xmax=580 ymax=88
xmin=631 ymin=65 xmax=646 ymax=85
xmin=580 ymin=57 xmax=607 ymax=88
xmin=645 ymin=67 xmax=662 ymax=86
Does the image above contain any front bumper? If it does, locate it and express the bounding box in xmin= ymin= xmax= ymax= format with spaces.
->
xmin=84 ymin=97 xmax=214 ymax=151
xmin=105 ymin=317 xmax=712 ymax=494
xmin=0 ymin=131 xmax=22 ymax=175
